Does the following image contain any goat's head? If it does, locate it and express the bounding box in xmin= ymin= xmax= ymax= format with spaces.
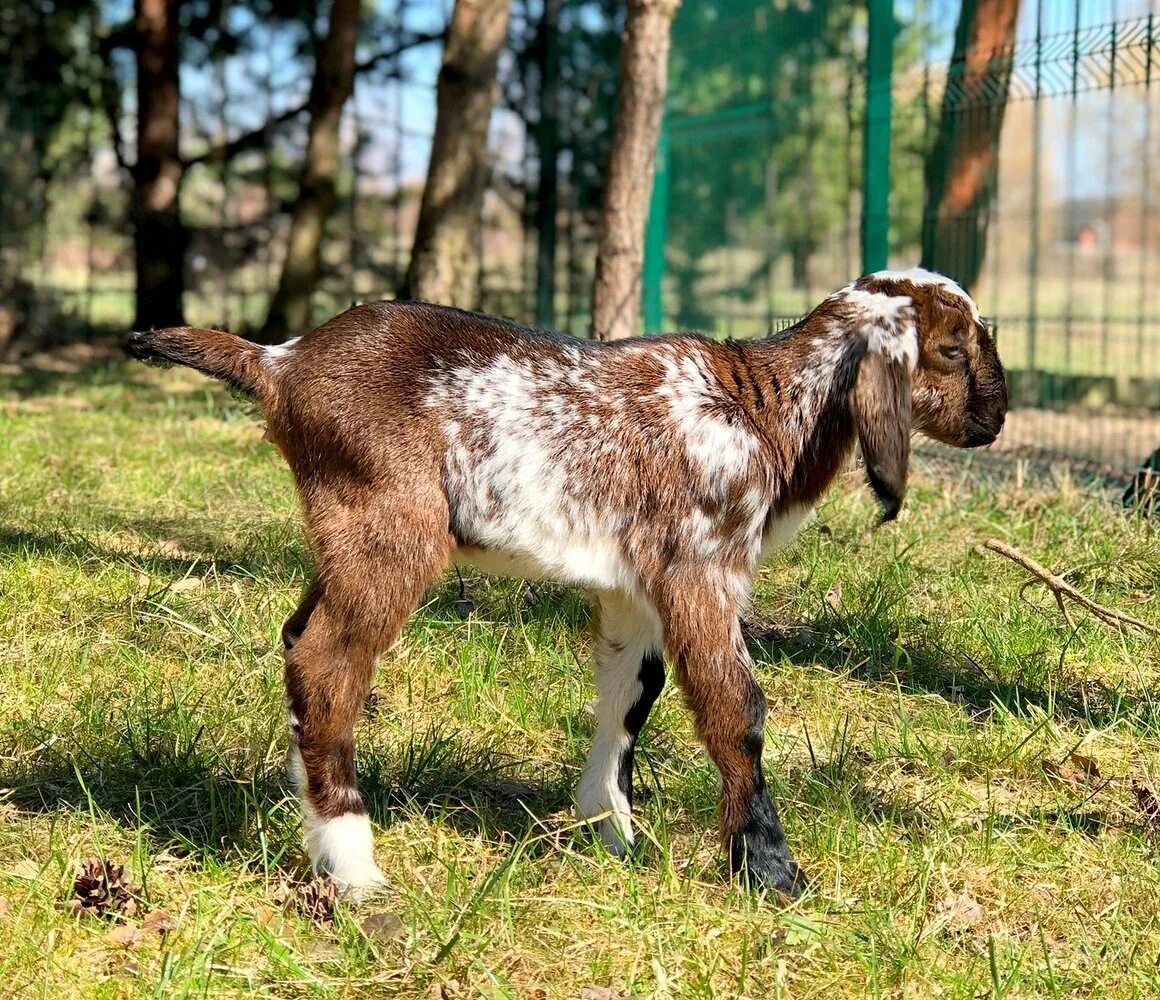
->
xmin=836 ymin=268 xmax=1008 ymax=520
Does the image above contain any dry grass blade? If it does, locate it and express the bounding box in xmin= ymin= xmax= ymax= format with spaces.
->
xmin=982 ymin=539 xmax=1160 ymax=636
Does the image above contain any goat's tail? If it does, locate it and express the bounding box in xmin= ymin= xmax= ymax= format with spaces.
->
xmin=125 ymin=326 xmax=276 ymax=402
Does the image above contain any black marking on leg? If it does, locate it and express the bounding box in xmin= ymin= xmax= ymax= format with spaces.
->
xmin=616 ymin=650 xmax=666 ymax=807
xmin=729 ymin=764 xmax=807 ymax=898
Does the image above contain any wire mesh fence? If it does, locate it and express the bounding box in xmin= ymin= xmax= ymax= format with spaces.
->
xmin=0 ymin=0 xmax=620 ymax=354
xmin=648 ymin=0 xmax=1160 ymax=489
xmin=4 ymin=0 xmax=1159 ymax=494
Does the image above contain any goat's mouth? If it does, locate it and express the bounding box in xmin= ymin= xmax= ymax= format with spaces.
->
xmin=961 ymin=415 xmax=1003 ymax=448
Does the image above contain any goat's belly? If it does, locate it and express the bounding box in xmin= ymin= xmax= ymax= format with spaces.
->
xmin=452 ymin=534 xmax=635 ymax=591
xmin=759 ymin=504 xmax=814 ymax=563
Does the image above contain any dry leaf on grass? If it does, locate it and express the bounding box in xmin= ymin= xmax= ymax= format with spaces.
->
xmin=579 ymin=988 xmax=630 ymax=1000
xmin=68 ymin=858 xmax=139 ymax=919
xmin=1132 ymin=780 xmax=1160 ymax=823
xmin=824 ymin=582 xmax=843 ymax=612
xmin=107 ymin=924 xmax=142 ymax=947
xmin=0 ymin=895 xmax=10 ymax=919
xmin=1042 ymin=752 xmax=1101 ymax=787
xmin=142 ymin=909 xmax=175 ymax=935
xmin=359 ymin=910 xmax=404 ymax=942
xmin=7 ymin=859 xmax=39 ymax=880
xmin=935 ymin=889 xmax=984 ymax=935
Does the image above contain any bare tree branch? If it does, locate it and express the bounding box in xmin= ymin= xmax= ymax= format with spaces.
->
xmin=182 ymin=31 xmax=443 ymax=168
xmin=981 ymin=539 xmax=1160 ymax=636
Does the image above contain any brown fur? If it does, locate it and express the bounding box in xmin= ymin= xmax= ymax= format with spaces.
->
xmin=126 ymin=270 xmax=1007 ymax=896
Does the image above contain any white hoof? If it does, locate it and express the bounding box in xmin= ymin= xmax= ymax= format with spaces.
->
xmin=303 ymin=811 xmax=387 ymax=900
xmin=576 ymin=779 xmax=634 ymax=856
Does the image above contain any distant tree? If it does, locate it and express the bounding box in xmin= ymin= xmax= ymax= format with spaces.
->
xmin=133 ymin=0 xmax=185 ymax=329
xmin=589 ymin=0 xmax=680 ymax=342
xmin=0 ymin=0 xmax=97 ymax=349
xmin=400 ymin=0 xmax=513 ymax=307
xmin=260 ymin=0 xmax=361 ymax=341
xmin=532 ymin=0 xmax=562 ymax=328
xmin=920 ymin=0 xmax=1021 ymax=291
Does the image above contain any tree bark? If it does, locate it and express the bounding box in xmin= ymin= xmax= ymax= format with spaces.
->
xmin=534 ymin=0 xmax=562 ymax=328
xmin=589 ymin=0 xmax=679 ymax=342
xmin=399 ymin=0 xmax=512 ymax=307
xmin=260 ymin=0 xmax=361 ymax=342
xmin=920 ymin=0 xmax=1021 ymax=292
xmin=133 ymin=0 xmax=185 ymax=329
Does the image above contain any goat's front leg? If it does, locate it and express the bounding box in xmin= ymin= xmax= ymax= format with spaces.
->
xmin=656 ymin=575 xmax=806 ymax=897
xmin=576 ymin=590 xmax=665 ymax=854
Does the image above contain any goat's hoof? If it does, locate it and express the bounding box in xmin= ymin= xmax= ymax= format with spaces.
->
xmin=732 ymin=852 xmax=809 ymax=899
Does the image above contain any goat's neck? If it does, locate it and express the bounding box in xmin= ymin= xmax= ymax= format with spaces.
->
xmin=746 ymin=308 xmax=865 ymax=506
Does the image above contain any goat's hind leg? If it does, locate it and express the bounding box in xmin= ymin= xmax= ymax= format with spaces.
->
xmin=284 ymin=590 xmax=387 ymax=898
xmin=576 ymin=590 xmax=665 ymax=854
xmin=283 ymin=515 xmax=449 ymax=899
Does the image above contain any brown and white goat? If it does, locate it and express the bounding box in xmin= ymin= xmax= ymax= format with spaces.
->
xmin=126 ymin=268 xmax=1007 ymax=899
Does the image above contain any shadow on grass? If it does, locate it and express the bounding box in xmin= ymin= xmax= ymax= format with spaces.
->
xmin=5 ymin=556 xmax=1155 ymax=867
xmin=1 ymin=350 xmax=256 ymax=411
xmin=1 ymin=723 xmax=575 ymax=866
xmin=744 ymin=612 xmax=1160 ymax=733
xmin=0 ymin=521 xmax=309 ymax=582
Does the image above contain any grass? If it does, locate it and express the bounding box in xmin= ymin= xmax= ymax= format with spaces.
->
xmin=1 ymin=361 xmax=1159 ymax=998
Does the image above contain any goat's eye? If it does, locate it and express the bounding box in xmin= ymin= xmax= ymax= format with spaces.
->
xmin=939 ymin=345 xmax=965 ymax=361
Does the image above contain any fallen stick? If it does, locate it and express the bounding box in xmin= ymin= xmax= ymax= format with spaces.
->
xmin=982 ymin=538 xmax=1160 ymax=636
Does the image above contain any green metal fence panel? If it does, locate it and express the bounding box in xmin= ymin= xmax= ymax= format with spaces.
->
xmin=649 ymin=0 xmax=1160 ymax=487
xmin=863 ymin=0 xmax=895 ymax=274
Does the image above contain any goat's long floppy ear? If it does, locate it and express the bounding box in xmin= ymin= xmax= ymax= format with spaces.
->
xmin=850 ymin=350 xmax=912 ymax=522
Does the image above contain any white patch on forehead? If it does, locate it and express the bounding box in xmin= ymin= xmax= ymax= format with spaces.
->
xmin=870 ymin=266 xmax=981 ymax=322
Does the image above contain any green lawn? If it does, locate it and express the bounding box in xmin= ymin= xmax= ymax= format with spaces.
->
xmin=1 ymin=362 xmax=1159 ymax=998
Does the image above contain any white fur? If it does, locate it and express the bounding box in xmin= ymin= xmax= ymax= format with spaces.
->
xmin=576 ymin=594 xmax=663 ymax=853
xmin=655 ymin=354 xmax=759 ymax=490
xmin=872 ymin=266 xmax=981 ymax=322
xmin=289 ymin=745 xmax=387 ymax=898
xmin=830 ymin=288 xmax=919 ymax=369
xmin=263 ymin=337 xmax=300 ymax=364
xmin=430 ymin=354 xmax=641 ymax=594
xmin=760 ymin=504 xmax=813 ymax=563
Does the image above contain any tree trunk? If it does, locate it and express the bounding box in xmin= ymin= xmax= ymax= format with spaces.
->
xmin=589 ymin=0 xmax=680 ymax=342
xmin=920 ymin=0 xmax=1021 ymax=292
xmin=133 ymin=0 xmax=185 ymax=329
xmin=399 ymin=0 xmax=512 ymax=307
xmin=261 ymin=0 xmax=361 ymax=342
xmin=534 ymin=0 xmax=562 ymax=328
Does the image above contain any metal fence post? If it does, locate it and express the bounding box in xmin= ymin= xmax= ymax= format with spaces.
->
xmin=862 ymin=0 xmax=894 ymax=276
xmin=643 ymin=123 xmax=669 ymax=333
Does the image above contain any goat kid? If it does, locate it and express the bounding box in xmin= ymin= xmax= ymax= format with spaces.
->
xmin=126 ymin=268 xmax=1007 ymax=900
